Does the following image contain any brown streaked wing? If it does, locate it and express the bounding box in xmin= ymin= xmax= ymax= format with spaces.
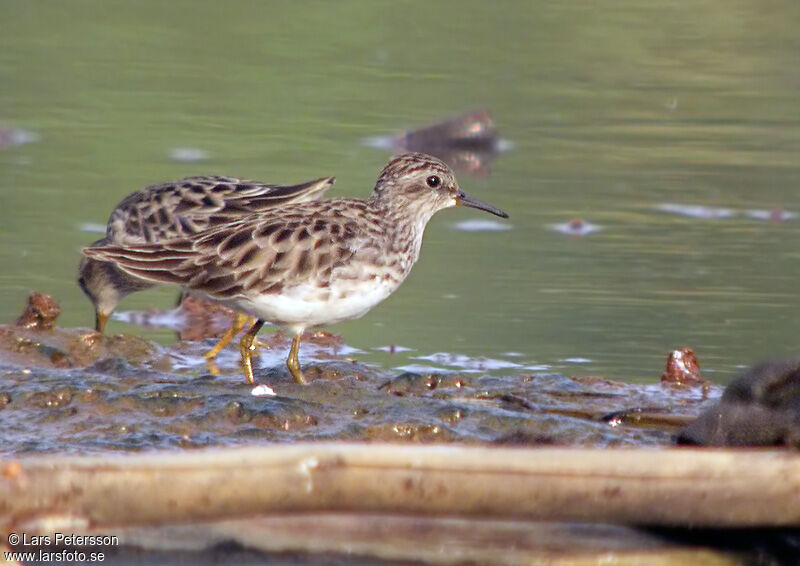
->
xmin=81 ymin=240 xmax=203 ymax=288
xmin=204 ymin=176 xmax=335 ymax=219
xmin=106 ymin=176 xmax=335 ymax=245
xmin=85 ymin=201 xmax=366 ymax=301
xmin=191 ymin=213 xmax=362 ymax=299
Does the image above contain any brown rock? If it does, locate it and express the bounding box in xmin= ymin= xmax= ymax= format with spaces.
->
xmin=661 ymin=348 xmax=706 ymax=387
xmin=15 ymin=292 xmax=60 ymax=330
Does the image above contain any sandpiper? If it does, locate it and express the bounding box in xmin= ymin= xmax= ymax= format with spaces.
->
xmin=78 ymin=175 xmax=334 ymax=361
xmin=82 ymin=153 xmax=508 ymax=385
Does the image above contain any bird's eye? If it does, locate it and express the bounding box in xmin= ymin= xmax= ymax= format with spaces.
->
xmin=426 ymin=175 xmax=441 ymax=188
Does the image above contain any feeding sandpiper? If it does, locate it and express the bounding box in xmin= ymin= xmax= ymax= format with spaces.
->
xmin=82 ymin=153 xmax=508 ymax=385
xmin=78 ymin=175 xmax=334 ymax=362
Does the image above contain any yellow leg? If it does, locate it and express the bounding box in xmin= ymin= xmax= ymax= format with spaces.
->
xmin=95 ymin=311 xmax=109 ymax=333
xmin=205 ymin=312 xmax=251 ymax=361
xmin=286 ymin=333 xmax=308 ymax=385
xmin=239 ymin=320 xmax=264 ymax=384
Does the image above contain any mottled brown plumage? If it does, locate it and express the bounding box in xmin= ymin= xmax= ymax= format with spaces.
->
xmin=78 ymin=175 xmax=334 ymax=333
xmin=83 ymin=153 xmax=508 ymax=385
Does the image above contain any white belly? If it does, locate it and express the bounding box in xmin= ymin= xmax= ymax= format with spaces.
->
xmin=224 ymin=278 xmax=400 ymax=332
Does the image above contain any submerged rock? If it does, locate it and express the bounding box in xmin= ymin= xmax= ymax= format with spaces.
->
xmin=547 ymin=218 xmax=603 ymax=236
xmin=397 ymin=109 xmax=499 ymax=150
xmin=366 ymin=109 xmax=507 ymax=176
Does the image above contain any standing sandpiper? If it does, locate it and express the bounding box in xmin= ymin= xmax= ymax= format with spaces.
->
xmin=78 ymin=175 xmax=334 ymax=362
xmin=83 ymin=153 xmax=508 ymax=385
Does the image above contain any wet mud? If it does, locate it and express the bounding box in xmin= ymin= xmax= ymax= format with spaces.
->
xmin=0 ymin=294 xmax=716 ymax=455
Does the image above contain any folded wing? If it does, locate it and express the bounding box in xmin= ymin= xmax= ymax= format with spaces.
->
xmin=85 ymin=207 xmax=361 ymax=301
xmin=108 ymin=176 xmax=335 ymax=244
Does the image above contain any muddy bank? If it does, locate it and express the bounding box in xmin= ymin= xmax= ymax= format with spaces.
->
xmin=0 ymin=300 xmax=713 ymax=454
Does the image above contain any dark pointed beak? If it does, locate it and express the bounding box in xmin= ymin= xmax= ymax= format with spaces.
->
xmin=455 ymin=189 xmax=508 ymax=218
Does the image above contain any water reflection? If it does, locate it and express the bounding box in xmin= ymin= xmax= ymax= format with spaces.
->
xmin=2 ymin=1 xmax=800 ymax=383
xmin=168 ymin=147 xmax=210 ymax=163
xmin=657 ymin=203 xmax=798 ymax=222
xmin=0 ymin=127 xmax=39 ymax=150
xmin=452 ymin=218 xmax=511 ymax=232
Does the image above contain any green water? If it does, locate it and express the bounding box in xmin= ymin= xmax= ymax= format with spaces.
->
xmin=2 ymin=1 xmax=800 ymax=383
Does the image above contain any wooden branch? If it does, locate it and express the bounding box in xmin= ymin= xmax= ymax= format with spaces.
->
xmin=2 ymin=443 xmax=799 ymax=531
